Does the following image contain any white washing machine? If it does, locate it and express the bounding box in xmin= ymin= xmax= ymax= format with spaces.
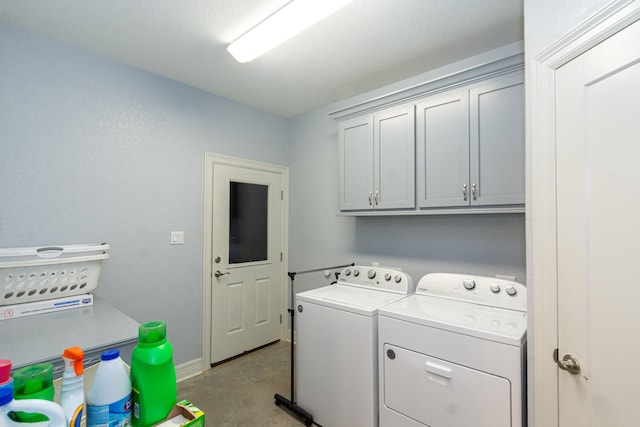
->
xmin=378 ymin=273 xmax=527 ymax=427
xmin=295 ymin=265 xmax=415 ymax=427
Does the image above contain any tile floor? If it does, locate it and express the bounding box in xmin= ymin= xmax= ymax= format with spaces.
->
xmin=177 ymin=341 xmax=306 ymax=426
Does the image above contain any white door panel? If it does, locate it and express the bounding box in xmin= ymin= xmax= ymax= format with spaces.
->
xmin=556 ymin=18 xmax=640 ymax=425
xmin=210 ymin=163 xmax=283 ymax=364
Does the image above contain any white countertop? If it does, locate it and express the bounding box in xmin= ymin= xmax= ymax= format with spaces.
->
xmin=0 ymin=296 xmax=139 ymax=370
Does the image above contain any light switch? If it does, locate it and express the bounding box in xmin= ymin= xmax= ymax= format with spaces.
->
xmin=170 ymin=231 xmax=184 ymax=245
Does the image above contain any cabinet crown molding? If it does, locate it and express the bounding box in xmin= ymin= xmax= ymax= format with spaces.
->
xmin=329 ymin=53 xmax=524 ymax=122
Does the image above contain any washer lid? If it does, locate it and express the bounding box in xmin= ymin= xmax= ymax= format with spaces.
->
xmin=379 ymin=295 xmax=527 ymax=346
xmin=296 ymin=284 xmax=410 ymax=316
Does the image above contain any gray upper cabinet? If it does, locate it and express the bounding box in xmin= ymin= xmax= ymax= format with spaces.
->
xmin=332 ymin=51 xmax=524 ymax=215
xmin=469 ymin=73 xmax=525 ymax=206
xmin=416 ymin=72 xmax=524 ymax=209
xmin=416 ymin=91 xmax=470 ymax=208
xmin=339 ymin=105 xmax=415 ymax=211
xmin=338 ymin=115 xmax=374 ymax=210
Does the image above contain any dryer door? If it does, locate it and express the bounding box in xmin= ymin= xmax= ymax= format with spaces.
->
xmin=382 ymin=344 xmax=511 ymax=427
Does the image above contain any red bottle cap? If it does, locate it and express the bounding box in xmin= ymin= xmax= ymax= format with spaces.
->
xmin=0 ymin=360 xmax=12 ymax=386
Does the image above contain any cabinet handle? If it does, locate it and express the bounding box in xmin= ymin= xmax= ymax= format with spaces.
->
xmin=463 ymin=184 xmax=468 ymax=201
xmin=368 ymin=192 xmax=373 ymax=206
xmin=472 ymin=182 xmax=477 ymax=200
xmin=374 ymin=191 xmax=379 ymax=205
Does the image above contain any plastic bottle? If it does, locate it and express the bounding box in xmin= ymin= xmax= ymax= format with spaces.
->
xmin=0 ymin=360 xmax=66 ymax=427
xmin=86 ymin=349 xmax=132 ymax=427
xmin=60 ymin=347 xmax=84 ymax=427
xmin=130 ymin=321 xmax=177 ymax=427
xmin=11 ymin=363 xmax=55 ymax=423
xmin=0 ymin=361 xmax=12 ymax=401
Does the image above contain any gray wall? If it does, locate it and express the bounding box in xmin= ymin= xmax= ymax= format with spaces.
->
xmin=0 ymin=24 xmax=289 ymax=365
xmin=2 ymin=22 xmax=530 ymax=368
xmin=288 ymin=44 xmax=527 ymax=294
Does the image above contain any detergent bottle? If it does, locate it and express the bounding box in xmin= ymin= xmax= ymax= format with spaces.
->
xmin=130 ymin=321 xmax=177 ymax=427
xmin=0 ymin=360 xmax=66 ymax=427
xmin=11 ymin=363 xmax=55 ymax=423
xmin=60 ymin=347 xmax=84 ymax=427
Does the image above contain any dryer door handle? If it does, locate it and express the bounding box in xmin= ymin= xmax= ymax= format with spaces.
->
xmin=425 ymin=361 xmax=453 ymax=379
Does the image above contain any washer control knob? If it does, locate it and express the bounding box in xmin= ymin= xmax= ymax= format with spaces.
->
xmin=490 ymin=283 xmax=501 ymax=293
xmin=353 ymin=269 xmax=360 ymax=277
xmin=368 ymin=270 xmax=376 ymax=279
xmin=394 ymin=275 xmax=402 ymax=283
xmin=384 ymin=273 xmax=392 ymax=281
xmin=344 ymin=269 xmax=351 ymax=276
xmin=506 ymin=286 xmax=517 ymax=296
xmin=463 ymin=280 xmax=476 ymax=290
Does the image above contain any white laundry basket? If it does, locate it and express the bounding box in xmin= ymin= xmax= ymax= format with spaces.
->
xmin=0 ymin=243 xmax=109 ymax=306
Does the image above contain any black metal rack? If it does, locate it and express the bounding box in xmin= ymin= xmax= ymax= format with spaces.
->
xmin=274 ymin=262 xmax=354 ymax=427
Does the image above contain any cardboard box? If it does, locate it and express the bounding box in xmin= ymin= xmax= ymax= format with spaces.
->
xmin=0 ymin=293 xmax=94 ymax=320
xmin=153 ymin=400 xmax=205 ymax=427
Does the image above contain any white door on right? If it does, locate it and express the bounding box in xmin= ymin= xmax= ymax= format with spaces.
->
xmin=555 ymin=18 xmax=640 ymax=425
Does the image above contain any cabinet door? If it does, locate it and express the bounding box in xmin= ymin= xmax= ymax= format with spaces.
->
xmin=469 ymin=73 xmax=524 ymax=206
xmin=338 ymin=115 xmax=374 ymax=210
xmin=374 ymin=105 xmax=416 ymax=210
xmin=416 ymin=92 xmax=470 ymax=208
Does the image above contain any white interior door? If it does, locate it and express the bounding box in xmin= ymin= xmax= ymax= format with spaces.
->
xmin=210 ymin=163 xmax=283 ymax=364
xmin=555 ymin=18 xmax=640 ymax=425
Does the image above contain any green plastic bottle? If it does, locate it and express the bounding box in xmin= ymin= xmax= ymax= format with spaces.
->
xmin=130 ymin=321 xmax=177 ymax=427
xmin=11 ymin=363 xmax=55 ymax=423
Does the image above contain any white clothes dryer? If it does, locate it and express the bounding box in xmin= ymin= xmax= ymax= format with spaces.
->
xmin=378 ymin=273 xmax=527 ymax=427
xmin=296 ymin=266 xmax=415 ymax=427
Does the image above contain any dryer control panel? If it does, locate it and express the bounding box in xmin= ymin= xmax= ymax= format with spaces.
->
xmin=416 ymin=273 xmax=526 ymax=312
xmin=338 ymin=266 xmax=415 ymax=295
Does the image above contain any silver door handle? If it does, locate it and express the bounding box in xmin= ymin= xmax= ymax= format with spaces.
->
xmin=463 ymin=184 xmax=468 ymax=201
xmin=472 ymin=182 xmax=477 ymax=200
xmin=214 ymin=270 xmax=230 ymax=278
xmin=554 ymin=349 xmax=589 ymax=380
xmin=374 ymin=191 xmax=379 ymax=205
xmin=368 ymin=192 xmax=373 ymax=206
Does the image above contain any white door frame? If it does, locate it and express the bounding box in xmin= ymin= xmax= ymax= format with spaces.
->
xmin=201 ymin=153 xmax=289 ymax=373
xmin=528 ymin=1 xmax=640 ymax=425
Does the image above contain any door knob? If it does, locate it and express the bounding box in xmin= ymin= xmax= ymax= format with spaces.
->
xmin=214 ymin=270 xmax=230 ymax=278
xmin=553 ymin=349 xmax=589 ymax=380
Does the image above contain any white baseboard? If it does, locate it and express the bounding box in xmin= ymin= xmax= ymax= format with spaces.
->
xmin=176 ymin=358 xmax=203 ymax=382
xmin=285 ymin=328 xmax=295 ymax=344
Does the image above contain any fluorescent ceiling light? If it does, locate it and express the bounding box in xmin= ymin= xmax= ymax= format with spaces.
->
xmin=227 ymin=0 xmax=354 ymax=63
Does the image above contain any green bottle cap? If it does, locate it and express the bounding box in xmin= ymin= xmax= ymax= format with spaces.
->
xmin=139 ymin=320 xmax=167 ymax=344
xmin=10 ymin=363 xmax=55 ymax=422
xmin=12 ymin=363 xmax=54 ymax=399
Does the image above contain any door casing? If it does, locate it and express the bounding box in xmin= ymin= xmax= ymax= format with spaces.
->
xmin=201 ymin=153 xmax=289 ymax=373
xmin=529 ymin=1 xmax=640 ymax=426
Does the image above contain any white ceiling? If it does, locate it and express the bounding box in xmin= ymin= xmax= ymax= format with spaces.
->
xmin=0 ymin=0 xmax=523 ymax=118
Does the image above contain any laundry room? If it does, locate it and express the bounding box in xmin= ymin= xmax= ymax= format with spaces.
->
xmin=2 ymin=0 xmax=637 ymax=426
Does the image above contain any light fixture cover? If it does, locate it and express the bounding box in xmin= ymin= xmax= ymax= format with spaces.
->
xmin=227 ymin=0 xmax=354 ymax=63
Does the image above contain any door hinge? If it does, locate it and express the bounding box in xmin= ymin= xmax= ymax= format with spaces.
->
xmin=280 ymin=314 xmax=283 ymax=324
xmin=280 ymin=252 xmax=283 ymax=262
xmin=281 ymin=190 xmax=283 ymax=200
